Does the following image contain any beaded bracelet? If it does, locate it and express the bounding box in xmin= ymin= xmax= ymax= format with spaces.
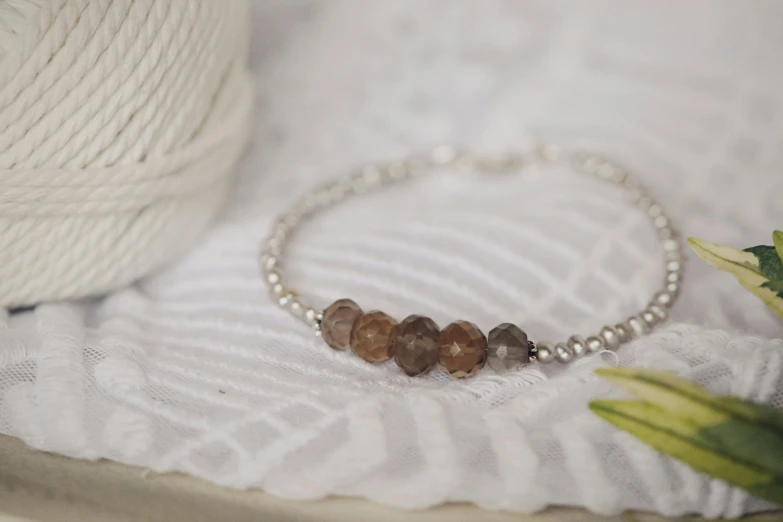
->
xmin=260 ymin=145 xmax=683 ymax=378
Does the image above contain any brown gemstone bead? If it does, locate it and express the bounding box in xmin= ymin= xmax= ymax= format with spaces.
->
xmin=487 ymin=323 xmax=529 ymax=372
xmin=438 ymin=320 xmax=487 ymax=378
xmin=393 ymin=315 xmax=440 ymax=376
xmin=351 ymin=310 xmax=398 ymax=363
xmin=321 ymin=299 xmax=362 ymax=351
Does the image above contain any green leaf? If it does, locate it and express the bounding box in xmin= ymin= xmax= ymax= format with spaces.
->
xmin=595 ymin=368 xmax=783 ymax=472
xmin=688 ymin=237 xmax=762 ymax=274
xmin=591 ymin=368 xmax=783 ymax=506
xmin=596 ymin=368 xmax=764 ymax=425
xmin=774 ymin=230 xmax=783 ymax=266
xmin=744 ymin=246 xmax=783 ymax=281
xmin=762 ymin=280 xmax=783 ymax=300
xmin=590 ymin=400 xmax=783 ymax=505
xmin=689 ymin=237 xmax=783 ymax=320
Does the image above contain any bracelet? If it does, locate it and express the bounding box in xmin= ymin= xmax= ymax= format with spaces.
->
xmin=260 ymin=144 xmax=683 ymax=378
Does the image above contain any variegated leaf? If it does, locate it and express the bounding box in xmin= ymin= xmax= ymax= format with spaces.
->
xmin=591 ymin=367 xmax=783 ymax=506
xmin=689 ymin=237 xmax=783 ymax=320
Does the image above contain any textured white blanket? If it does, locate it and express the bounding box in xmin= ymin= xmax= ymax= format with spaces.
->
xmin=1 ymin=1 xmax=782 ymax=517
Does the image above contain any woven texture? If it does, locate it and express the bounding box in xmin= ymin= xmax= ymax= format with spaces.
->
xmin=0 ymin=0 xmax=252 ymax=307
xmin=2 ymin=1 xmax=783 ymax=517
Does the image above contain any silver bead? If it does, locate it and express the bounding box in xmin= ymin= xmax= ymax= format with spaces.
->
xmin=287 ymin=299 xmax=305 ymax=318
xmin=406 ymin=157 xmax=429 ymax=176
xmin=304 ymin=308 xmax=318 ymax=324
xmin=600 ymin=326 xmax=620 ymax=349
xmin=623 ymin=175 xmax=642 ymax=189
xmin=263 ymin=256 xmax=278 ymax=271
xmin=647 ymin=204 xmax=663 ymax=218
xmin=301 ymin=194 xmax=319 ymax=209
xmin=641 ymin=311 xmax=659 ymax=328
xmin=615 ymin=323 xmax=633 ymax=342
xmin=388 ymin=161 xmax=409 ymax=180
xmin=654 ymin=215 xmax=669 ymax=229
xmin=627 ymin=188 xmax=645 ymax=203
xmin=666 ymin=260 xmax=682 ymax=272
xmin=430 ymin=145 xmax=462 ymax=165
xmin=627 ymin=316 xmax=649 ymax=337
xmin=273 ymin=222 xmax=290 ymax=235
xmin=567 ymin=335 xmax=587 ymax=358
xmin=610 ymin=168 xmax=627 ymax=184
xmin=648 ymin=304 xmax=668 ymax=321
xmin=535 ymin=342 xmax=556 ymax=364
xmin=265 ymin=243 xmax=282 ymax=258
xmin=278 ymin=293 xmax=295 ymax=307
xmin=637 ymin=196 xmax=653 ymax=211
xmin=663 ymin=239 xmax=679 ymax=253
xmin=580 ymin=155 xmax=604 ymax=173
xmin=555 ymin=343 xmax=575 ymax=364
xmin=266 ymin=236 xmax=281 ymax=250
xmin=362 ymin=164 xmax=383 ymax=184
xmin=665 ymin=250 xmax=682 ymax=262
xmin=538 ymin=144 xmax=562 ymax=162
xmin=585 ymin=336 xmax=605 ymax=353
xmin=653 ymin=291 xmax=673 ymax=307
xmin=597 ymin=163 xmax=615 ymax=179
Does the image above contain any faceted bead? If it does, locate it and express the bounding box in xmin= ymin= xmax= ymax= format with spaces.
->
xmin=351 ymin=310 xmax=398 ymax=363
xmin=439 ymin=320 xmax=487 ymax=378
xmin=486 ymin=323 xmax=529 ymax=372
xmin=393 ymin=315 xmax=440 ymax=376
xmin=321 ymin=299 xmax=362 ymax=351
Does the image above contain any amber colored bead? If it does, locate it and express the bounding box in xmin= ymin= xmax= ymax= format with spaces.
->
xmin=393 ymin=315 xmax=440 ymax=376
xmin=321 ymin=299 xmax=363 ymax=351
xmin=351 ymin=310 xmax=398 ymax=363
xmin=438 ymin=320 xmax=487 ymax=378
xmin=487 ymin=323 xmax=529 ymax=372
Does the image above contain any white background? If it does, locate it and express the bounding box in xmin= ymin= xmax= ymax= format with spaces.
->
xmin=2 ymin=1 xmax=782 ymax=517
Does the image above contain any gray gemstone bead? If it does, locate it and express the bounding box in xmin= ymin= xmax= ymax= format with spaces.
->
xmin=487 ymin=323 xmax=529 ymax=372
xmin=393 ymin=315 xmax=440 ymax=376
xmin=321 ymin=299 xmax=363 ymax=351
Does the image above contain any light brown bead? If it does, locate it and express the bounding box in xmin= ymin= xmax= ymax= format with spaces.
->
xmin=321 ymin=299 xmax=363 ymax=351
xmin=439 ymin=320 xmax=487 ymax=378
xmin=351 ymin=310 xmax=398 ymax=363
xmin=487 ymin=323 xmax=529 ymax=372
xmin=393 ymin=315 xmax=440 ymax=376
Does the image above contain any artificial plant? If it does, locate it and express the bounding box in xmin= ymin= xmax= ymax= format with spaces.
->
xmin=590 ymin=231 xmax=783 ymax=506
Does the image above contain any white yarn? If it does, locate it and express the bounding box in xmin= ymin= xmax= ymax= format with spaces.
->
xmin=1 ymin=1 xmax=783 ymax=519
xmin=0 ymin=0 xmax=253 ymax=307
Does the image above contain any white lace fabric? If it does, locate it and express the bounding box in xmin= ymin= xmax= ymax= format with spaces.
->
xmin=1 ymin=1 xmax=783 ymax=518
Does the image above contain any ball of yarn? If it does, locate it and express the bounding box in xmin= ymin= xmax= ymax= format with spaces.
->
xmin=0 ymin=0 xmax=253 ymax=307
